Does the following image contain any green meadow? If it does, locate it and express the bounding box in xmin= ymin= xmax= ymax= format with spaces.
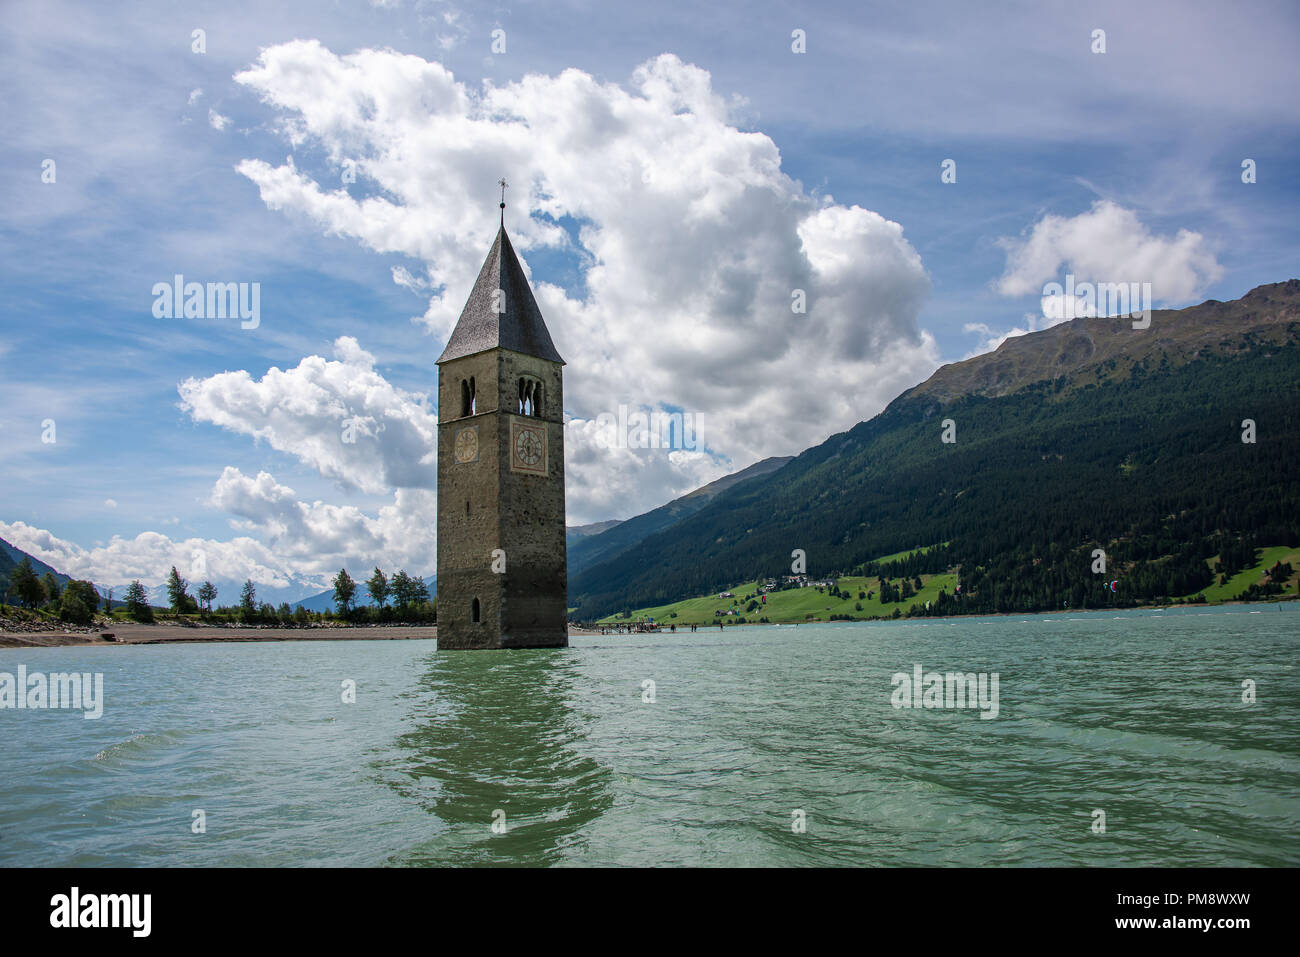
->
xmin=596 ymin=572 xmax=959 ymax=625
xmin=593 ymin=541 xmax=1297 ymax=626
xmin=1183 ymin=545 xmax=1300 ymax=602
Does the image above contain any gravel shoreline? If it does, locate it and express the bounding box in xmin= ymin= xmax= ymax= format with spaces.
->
xmin=0 ymin=623 xmax=604 ymax=648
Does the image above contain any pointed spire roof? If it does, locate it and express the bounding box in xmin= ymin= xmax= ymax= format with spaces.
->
xmin=437 ymin=226 xmax=564 ymax=365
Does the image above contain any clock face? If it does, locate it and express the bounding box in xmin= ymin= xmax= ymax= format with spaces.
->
xmin=454 ymin=427 xmax=478 ymax=463
xmin=515 ymin=429 xmax=542 ymax=464
xmin=510 ymin=421 xmax=547 ymax=474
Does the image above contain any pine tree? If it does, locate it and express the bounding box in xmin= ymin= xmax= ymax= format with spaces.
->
xmin=166 ymin=566 xmax=190 ymax=613
xmin=333 ymin=568 xmax=357 ymax=615
xmin=197 ymin=581 xmax=217 ymax=613
xmin=239 ymin=579 xmax=257 ymax=622
xmin=124 ymin=581 xmax=153 ymax=622
xmin=366 ymin=567 xmax=389 ymax=608
xmin=9 ymin=557 xmax=45 ymax=609
xmin=390 ymin=570 xmax=415 ymax=609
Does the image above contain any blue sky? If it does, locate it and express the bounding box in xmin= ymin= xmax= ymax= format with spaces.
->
xmin=1 ymin=0 xmax=1297 ymax=603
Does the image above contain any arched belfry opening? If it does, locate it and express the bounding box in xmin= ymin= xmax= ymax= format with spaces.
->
xmin=461 ymin=377 xmax=476 ymax=417
xmin=471 ymin=597 xmax=481 ymax=624
xmin=518 ymin=376 xmax=542 ymax=417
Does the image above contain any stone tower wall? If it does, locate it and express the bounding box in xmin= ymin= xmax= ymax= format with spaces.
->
xmin=436 ymin=348 xmax=567 ymax=649
xmin=497 ymin=350 xmax=567 ymax=647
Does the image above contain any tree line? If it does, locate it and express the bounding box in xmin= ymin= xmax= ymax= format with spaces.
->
xmin=3 ymin=559 xmax=436 ymax=628
xmin=329 ymin=567 xmax=436 ymax=623
xmin=2 ymin=556 xmax=101 ymax=624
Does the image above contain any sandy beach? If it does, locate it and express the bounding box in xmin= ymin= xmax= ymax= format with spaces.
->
xmin=0 ymin=621 xmax=602 ymax=649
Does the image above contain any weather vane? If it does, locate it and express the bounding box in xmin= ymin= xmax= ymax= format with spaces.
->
xmin=498 ymin=177 xmax=508 ymax=224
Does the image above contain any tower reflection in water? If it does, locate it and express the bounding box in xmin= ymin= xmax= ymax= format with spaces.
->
xmin=383 ymin=647 xmax=614 ymax=866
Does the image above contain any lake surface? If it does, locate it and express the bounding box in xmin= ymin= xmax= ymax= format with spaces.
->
xmin=2 ymin=605 xmax=1296 ymax=866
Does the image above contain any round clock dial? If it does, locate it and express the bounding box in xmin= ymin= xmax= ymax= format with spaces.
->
xmin=454 ymin=428 xmax=478 ymax=463
xmin=515 ymin=429 xmax=543 ymax=466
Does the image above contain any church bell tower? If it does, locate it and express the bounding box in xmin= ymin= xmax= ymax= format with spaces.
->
xmin=435 ymin=196 xmax=568 ymax=650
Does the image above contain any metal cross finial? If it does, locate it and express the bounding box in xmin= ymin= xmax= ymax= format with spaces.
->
xmin=498 ymin=178 xmax=508 ymax=224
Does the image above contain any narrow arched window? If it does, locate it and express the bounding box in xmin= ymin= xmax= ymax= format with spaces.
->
xmin=517 ymin=376 xmax=542 ymax=417
xmin=460 ymin=379 xmax=470 ymax=417
xmin=465 ymin=498 xmax=470 ymax=517
xmin=469 ymin=377 xmax=476 ymax=415
xmin=471 ymin=597 xmax=481 ymax=623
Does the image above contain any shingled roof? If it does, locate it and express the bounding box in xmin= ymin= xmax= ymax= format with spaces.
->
xmin=436 ymin=225 xmax=565 ymax=365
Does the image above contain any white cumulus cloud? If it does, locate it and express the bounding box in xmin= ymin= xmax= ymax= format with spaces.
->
xmin=996 ymin=200 xmax=1223 ymax=303
xmin=968 ymin=201 xmax=1227 ymax=358
xmin=0 ymin=519 xmax=297 ymax=595
xmin=232 ymin=43 xmax=939 ymax=504
xmin=13 ymin=43 xmax=946 ymax=593
xmin=209 ymin=466 xmax=437 ymax=574
xmin=177 ymin=336 xmax=437 ymax=495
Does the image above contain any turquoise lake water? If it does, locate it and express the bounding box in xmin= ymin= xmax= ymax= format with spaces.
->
xmin=1 ymin=605 xmax=1296 ymax=866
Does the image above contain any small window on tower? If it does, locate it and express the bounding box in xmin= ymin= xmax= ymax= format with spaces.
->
xmin=517 ymin=376 xmax=542 ymax=417
xmin=469 ymin=377 xmax=476 ymax=415
xmin=460 ymin=379 xmax=471 ymax=417
xmin=471 ymin=597 xmax=481 ymax=623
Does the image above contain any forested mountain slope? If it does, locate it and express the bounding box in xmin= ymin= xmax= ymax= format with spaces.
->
xmin=571 ymin=282 xmax=1300 ymax=618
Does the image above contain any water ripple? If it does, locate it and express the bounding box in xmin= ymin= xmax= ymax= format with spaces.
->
xmin=0 ymin=608 xmax=1295 ymax=866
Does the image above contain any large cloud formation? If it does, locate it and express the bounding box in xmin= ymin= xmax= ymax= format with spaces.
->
xmin=5 ymin=46 xmax=941 ymax=597
xmin=178 ymin=336 xmax=437 ymax=495
xmin=233 ymin=43 xmax=939 ymax=520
